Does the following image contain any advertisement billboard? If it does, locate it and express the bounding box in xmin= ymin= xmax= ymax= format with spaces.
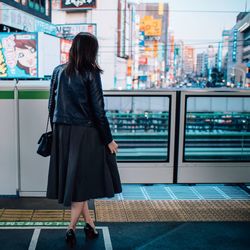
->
xmin=61 ymin=0 xmax=96 ymax=9
xmin=60 ymin=39 xmax=72 ymax=64
xmin=56 ymin=23 xmax=97 ymax=40
xmin=0 ymin=3 xmax=57 ymax=36
xmin=0 ymin=33 xmax=38 ymax=78
xmin=140 ymin=16 xmax=162 ymax=37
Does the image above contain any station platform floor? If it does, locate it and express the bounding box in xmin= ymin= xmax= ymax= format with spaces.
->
xmin=0 ymin=184 xmax=250 ymax=250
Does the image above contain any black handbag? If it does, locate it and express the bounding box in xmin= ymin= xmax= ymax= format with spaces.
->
xmin=37 ymin=71 xmax=57 ymax=157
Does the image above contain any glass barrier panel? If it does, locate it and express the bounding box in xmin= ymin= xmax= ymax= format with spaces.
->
xmin=184 ymin=96 xmax=250 ymax=161
xmin=104 ymin=96 xmax=170 ymax=161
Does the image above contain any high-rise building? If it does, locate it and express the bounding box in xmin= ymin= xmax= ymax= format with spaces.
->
xmin=196 ymin=52 xmax=207 ymax=77
xmin=221 ymin=30 xmax=230 ymax=70
xmin=207 ymin=45 xmax=216 ymax=80
xmin=183 ymin=46 xmax=195 ymax=75
xmin=174 ymin=40 xmax=184 ymax=80
xmin=167 ymin=30 xmax=175 ymax=82
xmin=134 ymin=1 xmax=169 ymax=88
xmin=227 ymin=12 xmax=250 ymax=87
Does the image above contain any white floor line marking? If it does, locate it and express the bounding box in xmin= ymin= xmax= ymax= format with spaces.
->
xmin=102 ymin=226 xmax=113 ymax=250
xmin=0 ymin=226 xmax=113 ymax=250
xmin=189 ymin=186 xmax=204 ymax=199
xmin=140 ymin=186 xmax=150 ymax=200
xmin=119 ymin=193 xmax=124 ymax=200
xmin=28 ymin=228 xmax=41 ymax=250
xmin=213 ymin=186 xmax=231 ymax=199
xmin=164 ymin=186 xmax=177 ymax=199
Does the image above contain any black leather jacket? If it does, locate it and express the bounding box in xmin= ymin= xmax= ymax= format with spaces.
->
xmin=48 ymin=64 xmax=113 ymax=145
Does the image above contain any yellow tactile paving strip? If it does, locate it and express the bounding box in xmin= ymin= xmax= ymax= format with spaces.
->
xmin=94 ymin=200 xmax=250 ymax=222
xmin=0 ymin=200 xmax=249 ymax=222
xmin=0 ymin=209 xmax=95 ymax=222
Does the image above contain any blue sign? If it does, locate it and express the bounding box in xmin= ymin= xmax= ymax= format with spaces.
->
xmin=232 ymin=29 xmax=237 ymax=62
xmin=139 ymin=31 xmax=145 ymax=47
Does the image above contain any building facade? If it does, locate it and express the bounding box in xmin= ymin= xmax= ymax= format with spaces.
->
xmin=52 ymin=0 xmax=121 ymax=90
xmin=0 ymin=0 xmax=53 ymax=33
xmin=227 ymin=12 xmax=250 ymax=87
xmin=133 ymin=1 xmax=169 ymax=89
xmin=183 ymin=46 xmax=195 ymax=76
xmin=196 ymin=52 xmax=207 ymax=77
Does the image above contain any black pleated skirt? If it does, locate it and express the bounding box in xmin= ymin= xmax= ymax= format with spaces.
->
xmin=46 ymin=123 xmax=122 ymax=207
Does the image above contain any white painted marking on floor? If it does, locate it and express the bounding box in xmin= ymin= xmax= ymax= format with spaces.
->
xmin=189 ymin=186 xmax=204 ymax=199
xmin=213 ymin=186 xmax=231 ymax=199
xmin=102 ymin=226 xmax=113 ymax=250
xmin=28 ymin=228 xmax=41 ymax=250
xmin=119 ymin=193 xmax=124 ymax=200
xmin=140 ymin=186 xmax=150 ymax=200
xmin=164 ymin=186 xmax=178 ymax=199
xmin=0 ymin=226 xmax=113 ymax=250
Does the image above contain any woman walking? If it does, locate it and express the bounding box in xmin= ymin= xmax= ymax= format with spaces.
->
xmin=46 ymin=32 xmax=122 ymax=246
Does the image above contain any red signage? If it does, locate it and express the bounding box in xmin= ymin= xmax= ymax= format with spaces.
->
xmin=139 ymin=56 xmax=148 ymax=65
xmin=60 ymin=39 xmax=72 ymax=64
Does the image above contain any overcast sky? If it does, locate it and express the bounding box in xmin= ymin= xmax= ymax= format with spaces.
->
xmin=137 ymin=0 xmax=250 ymax=51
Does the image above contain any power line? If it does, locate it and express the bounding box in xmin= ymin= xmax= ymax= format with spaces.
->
xmin=0 ymin=8 xmax=248 ymax=13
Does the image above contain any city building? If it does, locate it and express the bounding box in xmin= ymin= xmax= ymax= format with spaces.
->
xmin=173 ymin=40 xmax=184 ymax=81
xmin=117 ymin=0 xmax=135 ymax=90
xmin=0 ymin=0 xmax=53 ymax=33
xmin=133 ymin=1 xmax=169 ymax=89
xmin=167 ymin=30 xmax=175 ymax=83
xmin=207 ymin=45 xmax=216 ymax=80
xmin=196 ymin=52 xmax=207 ymax=77
xmin=215 ymin=30 xmax=230 ymax=82
xmin=51 ymin=0 xmax=123 ymax=90
xmin=227 ymin=12 xmax=250 ymax=87
xmin=183 ymin=45 xmax=195 ymax=75
xmin=0 ymin=0 xmax=60 ymax=79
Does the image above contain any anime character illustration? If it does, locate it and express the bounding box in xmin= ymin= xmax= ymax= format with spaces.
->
xmin=14 ymin=37 xmax=37 ymax=77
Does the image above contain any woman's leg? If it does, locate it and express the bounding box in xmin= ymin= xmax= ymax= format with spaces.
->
xmin=81 ymin=200 xmax=96 ymax=228
xmin=68 ymin=201 xmax=84 ymax=231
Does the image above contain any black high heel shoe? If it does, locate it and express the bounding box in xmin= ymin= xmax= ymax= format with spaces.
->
xmin=65 ymin=228 xmax=76 ymax=247
xmin=84 ymin=222 xmax=99 ymax=239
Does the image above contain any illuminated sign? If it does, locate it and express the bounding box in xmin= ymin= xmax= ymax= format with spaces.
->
xmin=140 ymin=16 xmax=162 ymax=36
xmin=61 ymin=0 xmax=96 ymax=9
xmin=232 ymin=29 xmax=237 ymax=62
xmin=0 ymin=33 xmax=38 ymax=78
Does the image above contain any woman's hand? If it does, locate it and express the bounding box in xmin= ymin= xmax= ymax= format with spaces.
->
xmin=108 ymin=140 xmax=118 ymax=154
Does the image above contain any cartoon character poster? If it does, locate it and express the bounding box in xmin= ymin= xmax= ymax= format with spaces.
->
xmin=0 ymin=33 xmax=38 ymax=78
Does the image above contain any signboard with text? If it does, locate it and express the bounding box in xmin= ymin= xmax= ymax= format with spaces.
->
xmin=61 ymin=0 xmax=96 ymax=9
xmin=0 ymin=2 xmax=57 ymax=36
xmin=0 ymin=33 xmax=38 ymax=78
xmin=56 ymin=23 xmax=97 ymax=39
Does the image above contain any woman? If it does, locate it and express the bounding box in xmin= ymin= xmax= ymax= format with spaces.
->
xmin=46 ymin=32 xmax=122 ymax=245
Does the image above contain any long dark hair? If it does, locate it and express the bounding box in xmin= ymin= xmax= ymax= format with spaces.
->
xmin=65 ymin=32 xmax=103 ymax=75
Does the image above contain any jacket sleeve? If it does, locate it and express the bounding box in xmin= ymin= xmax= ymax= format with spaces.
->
xmin=48 ymin=67 xmax=58 ymax=128
xmin=88 ymin=70 xmax=113 ymax=145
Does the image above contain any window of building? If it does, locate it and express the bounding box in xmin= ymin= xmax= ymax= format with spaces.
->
xmin=28 ymin=0 xmax=48 ymax=15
